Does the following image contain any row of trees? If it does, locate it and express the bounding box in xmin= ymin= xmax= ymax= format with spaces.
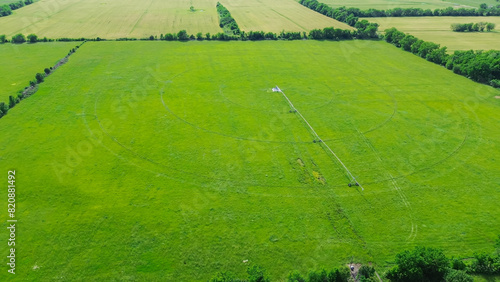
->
xmin=145 ymin=27 xmax=363 ymax=42
xmin=0 ymin=43 xmax=83 ymax=119
xmin=387 ymin=238 xmax=500 ymax=281
xmin=298 ymin=0 xmax=380 ymax=38
xmin=0 ymin=0 xmax=34 ymax=17
xmin=216 ymin=2 xmax=240 ymax=35
xmin=451 ymin=22 xmax=496 ymax=32
xmin=0 ymin=33 xmax=102 ymax=44
xmin=301 ymin=2 xmax=500 ymax=18
xmin=384 ymin=27 xmax=500 ymax=87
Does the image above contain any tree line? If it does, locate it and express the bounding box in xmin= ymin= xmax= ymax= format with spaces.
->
xmin=0 ymin=42 xmax=84 ymax=119
xmin=451 ymin=22 xmax=496 ymax=32
xmin=301 ymin=1 xmax=500 ymax=18
xmin=298 ymin=0 xmax=380 ymax=39
xmin=216 ymin=2 xmax=241 ymax=35
xmin=0 ymin=33 xmax=103 ymax=44
xmin=384 ymin=27 xmax=500 ymax=88
xmin=0 ymin=0 xmax=34 ymax=17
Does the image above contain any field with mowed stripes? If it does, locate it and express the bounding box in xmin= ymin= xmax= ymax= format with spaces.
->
xmin=0 ymin=0 xmax=222 ymax=39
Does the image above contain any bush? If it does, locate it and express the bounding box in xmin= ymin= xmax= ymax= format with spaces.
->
xmin=27 ymin=33 xmax=37 ymax=43
xmin=177 ymin=30 xmax=189 ymax=41
xmin=35 ymin=73 xmax=44 ymax=83
xmin=11 ymin=33 xmax=25 ymax=43
xmin=287 ymin=271 xmax=306 ymax=282
xmin=469 ymin=253 xmax=500 ymax=274
xmin=0 ymin=102 xmax=8 ymax=117
xmin=0 ymin=34 xmax=6 ymax=43
xmin=44 ymin=68 xmax=51 ymax=75
xmin=386 ymin=246 xmax=449 ymax=282
xmin=358 ymin=265 xmax=376 ymax=282
xmin=451 ymin=258 xmax=467 ymax=270
xmin=247 ymin=265 xmax=270 ymax=282
xmin=444 ymin=269 xmax=473 ymax=282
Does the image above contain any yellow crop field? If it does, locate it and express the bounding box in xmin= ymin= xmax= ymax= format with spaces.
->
xmin=0 ymin=0 xmax=222 ymax=39
xmin=220 ymin=0 xmax=355 ymax=32
xmin=367 ymin=16 xmax=500 ymax=51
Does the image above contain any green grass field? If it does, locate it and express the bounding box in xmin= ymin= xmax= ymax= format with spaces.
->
xmin=318 ymin=0 xmax=499 ymax=9
xmin=220 ymin=0 xmax=354 ymax=32
xmin=0 ymin=42 xmax=77 ymax=103
xmin=0 ymin=0 xmax=222 ymax=39
xmin=0 ymin=40 xmax=498 ymax=280
xmin=367 ymin=16 xmax=500 ymax=51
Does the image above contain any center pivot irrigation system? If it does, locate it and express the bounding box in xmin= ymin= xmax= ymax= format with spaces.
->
xmin=272 ymin=86 xmax=364 ymax=190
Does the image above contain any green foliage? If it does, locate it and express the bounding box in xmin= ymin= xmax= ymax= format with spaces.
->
xmin=196 ymin=32 xmax=203 ymax=40
xmin=247 ymin=265 xmax=270 ymax=282
xmin=451 ymin=258 xmax=467 ymax=271
xmin=0 ymin=4 xmax=12 ymax=17
xmin=469 ymin=253 xmax=500 ymax=274
xmin=216 ymin=2 xmax=241 ymax=35
xmin=9 ymin=95 xmax=16 ymax=108
xmin=35 ymin=72 xmax=44 ymax=83
xmin=287 ymin=271 xmax=306 ymax=282
xmin=44 ymin=68 xmax=51 ymax=75
xmin=27 ymin=33 xmax=38 ymax=43
xmin=358 ymin=265 xmax=376 ymax=282
xmin=177 ymin=30 xmax=189 ymax=41
xmin=384 ymin=27 xmax=500 ymax=86
xmin=301 ymin=0 xmax=500 ymax=18
xmin=0 ymin=102 xmax=8 ymax=117
xmin=385 ymin=246 xmax=449 ymax=282
xmin=11 ymin=33 xmax=26 ymax=43
xmin=451 ymin=22 xmax=495 ymax=32
xmin=0 ymin=34 xmax=6 ymax=43
xmin=190 ymin=5 xmax=195 ymax=12
xmin=444 ymin=269 xmax=473 ymax=282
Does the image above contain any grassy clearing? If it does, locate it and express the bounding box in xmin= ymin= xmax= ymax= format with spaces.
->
xmin=367 ymin=16 xmax=500 ymax=51
xmin=0 ymin=42 xmax=77 ymax=103
xmin=0 ymin=0 xmax=221 ymax=39
xmin=318 ymin=0 xmax=498 ymax=10
xmin=0 ymin=40 xmax=499 ymax=280
xmin=220 ymin=0 xmax=354 ymax=32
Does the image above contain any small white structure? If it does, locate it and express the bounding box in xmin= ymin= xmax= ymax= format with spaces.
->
xmin=272 ymin=86 xmax=281 ymax=92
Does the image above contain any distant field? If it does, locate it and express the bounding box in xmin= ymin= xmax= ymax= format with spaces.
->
xmin=0 ymin=0 xmax=221 ymax=39
xmin=319 ymin=0 xmax=498 ymax=9
xmin=368 ymin=16 xmax=500 ymax=51
xmin=0 ymin=42 xmax=76 ymax=103
xmin=0 ymin=0 xmax=38 ymax=4
xmin=220 ymin=0 xmax=354 ymax=32
xmin=0 ymin=40 xmax=498 ymax=281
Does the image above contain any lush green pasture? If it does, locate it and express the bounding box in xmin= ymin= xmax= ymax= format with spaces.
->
xmin=0 ymin=0 xmax=221 ymax=39
xmin=0 ymin=42 xmax=76 ymax=103
xmin=368 ymin=16 xmax=500 ymax=51
xmin=220 ymin=0 xmax=354 ymax=32
xmin=318 ymin=0 xmax=498 ymax=9
xmin=0 ymin=40 xmax=499 ymax=281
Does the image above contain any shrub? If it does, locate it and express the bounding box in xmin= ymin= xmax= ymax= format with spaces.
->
xmin=0 ymin=34 xmax=6 ymax=43
xmin=35 ymin=73 xmax=44 ymax=83
xmin=444 ymin=269 xmax=473 ymax=282
xmin=44 ymin=68 xmax=51 ymax=75
xmin=247 ymin=265 xmax=270 ymax=282
xmin=358 ymin=265 xmax=376 ymax=282
xmin=27 ymin=33 xmax=37 ymax=43
xmin=0 ymin=102 xmax=8 ymax=117
xmin=386 ymin=246 xmax=449 ymax=282
xmin=177 ymin=30 xmax=189 ymax=41
xmin=11 ymin=33 xmax=25 ymax=43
